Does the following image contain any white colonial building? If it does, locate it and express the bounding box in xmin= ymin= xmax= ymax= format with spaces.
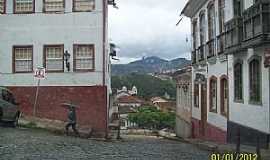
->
xmin=225 ymin=0 xmax=270 ymax=148
xmin=182 ymin=0 xmax=270 ymax=147
xmin=0 ymin=0 xmax=112 ymax=137
xmin=182 ymin=0 xmax=229 ymax=143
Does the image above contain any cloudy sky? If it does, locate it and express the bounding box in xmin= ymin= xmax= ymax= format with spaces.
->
xmin=108 ymin=0 xmax=191 ymax=64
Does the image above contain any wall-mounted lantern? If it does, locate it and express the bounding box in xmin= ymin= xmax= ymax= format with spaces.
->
xmin=63 ymin=50 xmax=71 ymax=71
xmin=110 ymin=43 xmax=119 ymax=61
xmin=108 ymin=0 xmax=118 ymax=9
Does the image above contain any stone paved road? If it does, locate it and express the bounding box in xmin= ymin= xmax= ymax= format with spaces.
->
xmin=0 ymin=127 xmax=210 ymax=160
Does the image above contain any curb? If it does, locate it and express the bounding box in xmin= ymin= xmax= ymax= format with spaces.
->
xmin=160 ymin=135 xmax=270 ymax=160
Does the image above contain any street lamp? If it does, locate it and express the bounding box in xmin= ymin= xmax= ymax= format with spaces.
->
xmin=63 ymin=50 xmax=71 ymax=71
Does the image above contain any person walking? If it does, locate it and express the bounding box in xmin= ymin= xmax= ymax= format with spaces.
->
xmin=65 ymin=105 xmax=79 ymax=136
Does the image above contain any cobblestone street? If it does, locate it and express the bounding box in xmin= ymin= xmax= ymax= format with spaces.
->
xmin=0 ymin=127 xmax=210 ymax=160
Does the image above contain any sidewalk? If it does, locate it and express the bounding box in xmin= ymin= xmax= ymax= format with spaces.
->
xmin=160 ymin=133 xmax=270 ymax=160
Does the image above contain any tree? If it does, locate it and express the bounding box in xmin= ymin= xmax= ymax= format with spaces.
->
xmin=128 ymin=106 xmax=175 ymax=130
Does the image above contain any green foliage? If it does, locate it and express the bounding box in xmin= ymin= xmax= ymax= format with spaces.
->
xmin=128 ymin=106 xmax=175 ymax=130
xmin=112 ymin=73 xmax=176 ymax=100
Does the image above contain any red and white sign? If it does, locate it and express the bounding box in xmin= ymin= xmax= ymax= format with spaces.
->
xmin=34 ymin=67 xmax=46 ymax=79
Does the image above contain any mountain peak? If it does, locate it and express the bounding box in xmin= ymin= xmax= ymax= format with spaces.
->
xmin=112 ymin=57 xmax=191 ymax=75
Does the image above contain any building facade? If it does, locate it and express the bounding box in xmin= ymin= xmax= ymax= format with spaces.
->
xmin=225 ymin=0 xmax=270 ymax=148
xmin=0 ymin=0 xmax=111 ymax=137
xmin=173 ymin=66 xmax=192 ymax=138
xmin=182 ymin=0 xmax=229 ymax=143
xmin=182 ymin=0 xmax=270 ymax=146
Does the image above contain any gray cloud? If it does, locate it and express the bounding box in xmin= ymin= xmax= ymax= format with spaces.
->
xmin=109 ymin=0 xmax=190 ymax=64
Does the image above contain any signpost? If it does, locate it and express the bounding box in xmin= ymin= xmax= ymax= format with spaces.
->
xmin=33 ymin=67 xmax=45 ymax=117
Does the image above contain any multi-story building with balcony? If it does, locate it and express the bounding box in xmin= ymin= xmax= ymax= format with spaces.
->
xmin=182 ymin=0 xmax=270 ymax=147
xmin=225 ymin=0 xmax=270 ymax=148
xmin=0 ymin=0 xmax=111 ymax=137
xmin=182 ymin=0 xmax=229 ymax=144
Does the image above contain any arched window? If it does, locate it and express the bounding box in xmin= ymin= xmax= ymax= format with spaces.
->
xmin=249 ymin=56 xmax=261 ymax=103
xmin=199 ymin=12 xmax=206 ymax=46
xmin=208 ymin=3 xmax=215 ymax=40
xmin=220 ymin=76 xmax=228 ymax=117
xmin=218 ymin=0 xmax=225 ymax=33
xmin=209 ymin=76 xmax=217 ymax=112
xmin=233 ymin=0 xmax=242 ymax=16
xmin=234 ymin=61 xmax=243 ymax=101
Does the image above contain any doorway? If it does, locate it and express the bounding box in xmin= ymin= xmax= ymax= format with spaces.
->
xmin=200 ymin=83 xmax=207 ymax=136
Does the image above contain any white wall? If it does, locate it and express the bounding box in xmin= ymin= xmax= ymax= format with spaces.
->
xmin=244 ymin=0 xmax=254 ymax=10
xmin=0 ymin=0 xmax=110 ymax=87
xmin=207 ymin=59 xmax=228 ymax=131
xmin=225 ymin=0 xmax=234 ymax=22
xmin=228 ymin=47 xmax=270 ymax=134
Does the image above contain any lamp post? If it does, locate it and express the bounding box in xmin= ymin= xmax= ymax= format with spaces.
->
xmin=64 ymin=50 xmax=71 ymax=71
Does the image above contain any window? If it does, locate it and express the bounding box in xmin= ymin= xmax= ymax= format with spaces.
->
xmin=209 ymin=77 xmax=217 ymax=112
xmin=194 ymin=84 xmax=199 ymax=108
xmin=13 ymin=46 xmax=33 ymax=73
xmin=14 ymin=0 xmax=35 ymax=13
xmin=234 ymin=0 xmax=242 ymax=16
xmin=73 ymin=0 xmax=95 ymax=12
xmin=208 ymin=3 xmax=215 ymax=40
xmin=44 ymin=45 xmax=64 ymax=72
xmin=44 ymin=0 xmax=64 ymax=13
xmin=218 ymin=0 xmax=225 ymax=33
xmin=199 ymin=12 xmax=206 ymax=46
xmin=220 ymin=76 xmax=228 ymax=117
xmin=234 ymin=61 xmax=243 ymax=101
xmin=0 ymin=0 xmax=5 ymax=14
xmin=249 ymin=57 xmax=261 ymax=103
xmin=73 ymin=44 xmax=94 ymax=71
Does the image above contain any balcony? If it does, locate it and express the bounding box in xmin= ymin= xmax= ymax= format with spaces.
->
xmin=224 ymin=16 xmax=243 ymax=53
xmin=242 ymin=0 xmax=270 ymax=47
xmin=198 ymin=45 xmax=205 ymax=61
xmin=206 ymin=39 xmax=215 ymax=58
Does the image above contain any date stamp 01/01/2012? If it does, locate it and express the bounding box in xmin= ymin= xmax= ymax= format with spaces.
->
xmin=210 ymin=153 xmax=258 ymax=160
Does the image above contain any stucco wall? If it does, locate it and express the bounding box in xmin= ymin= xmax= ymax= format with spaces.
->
xmin=228 ymin=47 xmax=270 ymax=134
xmin=224 ymin=0 xmax=234 ymax=22
xmin=207 ymin=58 xmax=228 ymax=131
xmin=9 ymin=86 xmax=108 ymax=137
xmin=176 ymin=80 xmax=192 ymax=138
xmin=0 ymin=0 xmax=109 ymax=87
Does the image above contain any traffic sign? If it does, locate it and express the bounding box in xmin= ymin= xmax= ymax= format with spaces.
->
xmin=34 ymin=67 xmax=46 ymax=79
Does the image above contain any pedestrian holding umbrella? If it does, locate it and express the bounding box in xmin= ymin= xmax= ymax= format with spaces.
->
xmin=61 ymin=102 xmax=80 ymax=136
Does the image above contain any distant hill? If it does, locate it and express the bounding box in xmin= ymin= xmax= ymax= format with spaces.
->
xmin=112 ymin=56 xmax=190 ymax=75
xmin=112 ymin=73 xmax=176 ymax=100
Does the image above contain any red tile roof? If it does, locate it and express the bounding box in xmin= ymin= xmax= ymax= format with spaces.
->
xmin=116 ymin=95 xmax=144 ymax=104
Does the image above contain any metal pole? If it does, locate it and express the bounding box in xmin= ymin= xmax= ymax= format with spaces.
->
xmin=33 ymin=79 xmax=41 ymax=117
